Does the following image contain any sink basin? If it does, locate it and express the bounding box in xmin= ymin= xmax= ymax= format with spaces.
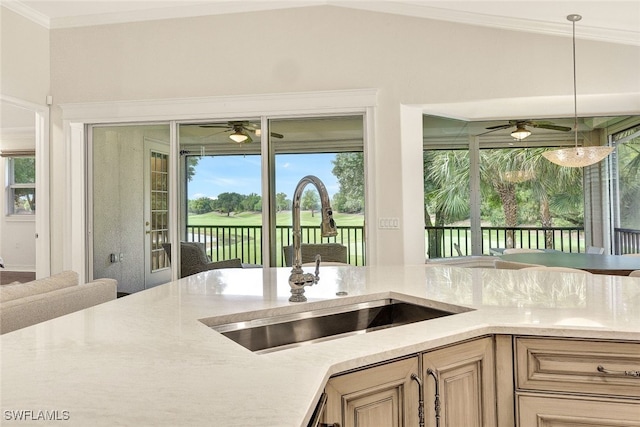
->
xmin=210 ymin=298 xmax=458 ymax=354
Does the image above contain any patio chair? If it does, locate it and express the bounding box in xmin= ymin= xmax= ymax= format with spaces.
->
xmin=283 ymin=243 xmax=348 ymax=267
xmin=502 ymin=248 xmax=544 ymax=254
xmin=586 ymin=246 xmax=605 ymax=254
xmin=162 ymin=242 xmax=242 ymax=278
xmin=453 ymin=243 xmax=463 ymax=257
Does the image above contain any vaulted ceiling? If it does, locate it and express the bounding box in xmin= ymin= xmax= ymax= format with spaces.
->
xmin=5 ymin=1 xmax=640 ymax=46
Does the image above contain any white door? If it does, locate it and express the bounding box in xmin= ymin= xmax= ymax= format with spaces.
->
xmin=144 ymin=138 xmax=171 ymax=288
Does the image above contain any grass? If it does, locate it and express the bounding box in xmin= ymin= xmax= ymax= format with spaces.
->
xmin=187 ymin=210 xmax=365 ymax=266
xmin=188 ymin=210 xmax=365 ymax=226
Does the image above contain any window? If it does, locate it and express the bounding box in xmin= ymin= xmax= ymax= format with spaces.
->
xmin=179 ymin=115 xmax=366 ymax=267
xmin=5 ymin=155 xmax=36 ymax=215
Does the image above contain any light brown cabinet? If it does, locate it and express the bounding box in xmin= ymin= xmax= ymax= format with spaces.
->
xmin=324 ymin=356 xmax=420 ymax=427
xmin=422 ymin=336 xmax=497 ymax=427
xmin=323 ymin=336 xmax=497 ymax=427
xmin=515 ymin=336 xmax=640 ymax=427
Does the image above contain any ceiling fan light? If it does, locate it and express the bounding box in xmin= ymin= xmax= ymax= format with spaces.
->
xmin=510 ymin=127 xmax=531 ymax=140
xmin=541 ymin=146 xmax=614 ymax=167
xmin=229 ymin=131 xmax=249 ymax=143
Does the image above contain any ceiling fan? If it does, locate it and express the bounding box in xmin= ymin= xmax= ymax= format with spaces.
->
xmin=481 ymin=120 xmax=572 ymax=140
xmin=199 ymin=121 xmax=284 ymax=143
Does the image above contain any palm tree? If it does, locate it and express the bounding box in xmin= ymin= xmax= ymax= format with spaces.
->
xmin=424 ymin=150 xmax=470 ymax=257
xmin=425 ymin=146 xmax=584 ymax=255
xmin=522 ymin=148 xmax=583 ymax=248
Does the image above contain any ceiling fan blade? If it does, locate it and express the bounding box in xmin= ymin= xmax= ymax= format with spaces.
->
xmin=199 ymin=124 xmax=230 ymax=129
xmin=478 ymin=128 xmax=506 ymax=136
xmin=484 ymin=124 xmax=512 ymax=131
xmin=532 ymin=123 xmax=572 ymax=132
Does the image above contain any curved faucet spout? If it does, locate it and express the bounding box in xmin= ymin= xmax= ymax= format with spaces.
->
xmin=288 ymin=175 xmax=338 ymax=302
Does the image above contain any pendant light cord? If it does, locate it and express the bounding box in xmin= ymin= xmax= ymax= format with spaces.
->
xmin=569 ymin=14 xmax=582 ymax=150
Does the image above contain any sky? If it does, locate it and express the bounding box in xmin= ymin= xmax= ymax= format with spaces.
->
xmin=187 ymin=153 xmax=340 ymax=201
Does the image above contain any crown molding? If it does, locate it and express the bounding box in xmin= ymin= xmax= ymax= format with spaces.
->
xmin=1 ymin=1 xmax=49 ymax=28
xmin=334 ymin=1 xmax=640 ymax=46
xmin=4 ymin=1 xmax=639 ymax=46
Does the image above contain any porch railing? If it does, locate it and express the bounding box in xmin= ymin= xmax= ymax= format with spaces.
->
xmin=614 ymin=228 xmax=640 ymax=255
xmin=425 ymin=225 xmax=586 ymax=258
xmin=185 ymin=224 xmax=640 ymax=264
xmin=185 ymin=224 xmax=366 ymax=266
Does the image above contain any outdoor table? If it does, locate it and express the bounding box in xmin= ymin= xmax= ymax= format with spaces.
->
xmin=490 ymin=248 xmax=561 ymax=255
xmin=500 ymin=252 xmax=640 ymax=276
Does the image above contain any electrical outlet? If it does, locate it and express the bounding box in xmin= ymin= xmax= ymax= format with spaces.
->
xmin=378 ymin=217 xmax=400 ymax=229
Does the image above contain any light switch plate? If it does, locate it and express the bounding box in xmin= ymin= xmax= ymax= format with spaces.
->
xmin=378 ymin=217 xmax=400 ymax=229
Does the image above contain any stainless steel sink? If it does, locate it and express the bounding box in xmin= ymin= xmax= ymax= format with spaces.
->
xmin=210 ymin=298 xmax=458 ymax=354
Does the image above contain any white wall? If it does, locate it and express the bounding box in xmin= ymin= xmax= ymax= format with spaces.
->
xmin=38 ymin=6 xmax=640 ymax=268
xmin=0 ymin=7 xmax=49 ymax=104
xmin=1 ymin=7 xmax=50 ymax=273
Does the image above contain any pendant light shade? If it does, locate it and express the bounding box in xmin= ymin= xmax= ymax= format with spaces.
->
xmin=542 ymin=146 xmax=614 ymax=167
xmin=543 ymin=14 xmax=613 ymax=168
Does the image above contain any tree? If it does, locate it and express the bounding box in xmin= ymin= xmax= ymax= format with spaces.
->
xmin=275 ymin=192 xmax=291 ymax=211
xmin=301 ymin=189 xmax=320 ymax=216
xmin=215 ymin=192 xmax=244 ymax=216
xmin=617 ymin=135 xmax=640 ymax=229
xmin=185 ymin=156 xmax=199 ymax=182
xmin=242 ymin=193 xmax=261 ymax=212
xmin=332 ymin=153 xmax=364 ymax=213
xmin=188 ymin=197 xmax=215 ymax=215
xmin=12 ymin=158 xmax=36 ymax=212
xmin=424 ymin=150 xmax=470 ymax=257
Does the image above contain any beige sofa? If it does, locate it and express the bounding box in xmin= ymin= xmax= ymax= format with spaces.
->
xmin=0 ymin=271 xmax=117 ymax=334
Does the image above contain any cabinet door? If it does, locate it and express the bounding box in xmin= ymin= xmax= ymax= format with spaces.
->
xmin=422 ymin=337 xmax=497 ymax=427
xmin=518 ymin=394 xmax=640 ymax=426
xmin=324 ymin=357 xmax=420 ymax=427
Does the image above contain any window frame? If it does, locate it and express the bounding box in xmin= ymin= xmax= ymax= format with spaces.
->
xmin=4 ymin=153 xmax=36 ymax=217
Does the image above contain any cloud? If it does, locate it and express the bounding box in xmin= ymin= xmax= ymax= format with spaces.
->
xmin=191 ymin=193 xmax=216 ymax=200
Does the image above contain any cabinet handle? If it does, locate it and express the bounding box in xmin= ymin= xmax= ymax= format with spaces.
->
xmin=426 ymin=368 xmax=441 ymax=427
xmin=411 ymin=373 xmax=424 ymax=427
xmin=597 ymin=365 xmax=640 ymax=377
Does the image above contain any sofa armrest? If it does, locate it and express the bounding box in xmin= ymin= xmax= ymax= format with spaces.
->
xmin=0 ymin=278 xmax=117 ymax=334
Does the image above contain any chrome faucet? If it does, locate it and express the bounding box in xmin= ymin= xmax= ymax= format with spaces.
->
xmin=288 ymin=175 xmax=338 ymax=302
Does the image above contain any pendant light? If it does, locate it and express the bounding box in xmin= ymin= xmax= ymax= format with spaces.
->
xmin=541 ymin=14 xmax=614 ymax=167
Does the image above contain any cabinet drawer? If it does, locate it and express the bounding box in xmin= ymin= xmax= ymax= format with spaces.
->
xmin=515 ymin=337 xmax=640 ymax=398
xmin=517 ymin=394 xmax=640 ymax=426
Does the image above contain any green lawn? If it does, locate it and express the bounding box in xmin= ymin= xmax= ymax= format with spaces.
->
xmin=188 ymin=210 xmax=365 ymax=226
xmin=187 ymin=210 xmax=365 ymax=266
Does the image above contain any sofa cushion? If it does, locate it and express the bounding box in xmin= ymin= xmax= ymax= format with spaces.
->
xmin=0 ymin=271 xmax=79 ymax=303
xmin=0 ymin=278 xmax=117 ymax=334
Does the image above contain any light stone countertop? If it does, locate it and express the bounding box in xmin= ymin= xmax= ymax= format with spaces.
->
xmin=1 ymin=265 xmax=639 ymax=426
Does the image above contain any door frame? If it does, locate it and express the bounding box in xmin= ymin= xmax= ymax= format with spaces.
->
xmin=0 ymin=94 xmax=50 ymax=278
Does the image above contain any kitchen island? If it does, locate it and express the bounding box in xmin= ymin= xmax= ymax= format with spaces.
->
xmin=1 ymin=265 xmax=639 ymax=426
